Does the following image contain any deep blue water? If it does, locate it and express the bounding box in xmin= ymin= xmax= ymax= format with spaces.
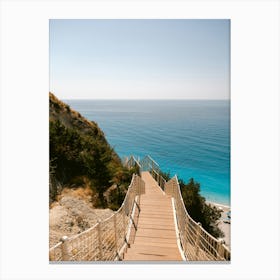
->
xmin=65 ymin=100 xmax=230 ymax=206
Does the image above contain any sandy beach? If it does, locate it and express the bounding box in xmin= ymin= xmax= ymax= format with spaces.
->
xmin=207 ymin=201 xmax=231 ymax=249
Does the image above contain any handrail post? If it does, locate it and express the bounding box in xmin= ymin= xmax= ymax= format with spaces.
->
xmin=175 ymin=180 xmax=179 ymax=200
xmin=97 ymin=221 xmax=103 ymax=260
xmin=137 ymin=175 xmax=140 ymax=196
xmin=114 ymin=214 xmax=118 ymax=257
xmin=60 ymin=236 xmax=71 ymax=261
xmin=218 ymin=239 xmax=225 ymax=260
xmin=183 ymin=215 xmax=189 ymax=251
xmin=195 ymin=223 xmax=202 ymax=260
xmin=177 ymin=198 xmax=183 ymax=232
xmin=123 ymin=208 xmax=126 ymax=238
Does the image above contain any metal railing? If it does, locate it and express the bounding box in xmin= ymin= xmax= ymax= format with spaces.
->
xmin=150 ymin=168 xmax=166 ymax=191
xmin=135 ymin=155 xmax=166 ymax=190
xmin=140 ymin=155 xmax=160 ymax=173
xmin=49 ymin=174 xmax=145 ymax=261
xmin=125 ymin=155 xmax=141 ymax=174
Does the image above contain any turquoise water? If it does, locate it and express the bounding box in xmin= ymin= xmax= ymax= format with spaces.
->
xmin=65 ymin=100 xmax=230 ymax=206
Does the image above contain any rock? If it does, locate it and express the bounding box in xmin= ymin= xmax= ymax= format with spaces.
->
xmin=49 ymin=192 xmax=113 ymax=248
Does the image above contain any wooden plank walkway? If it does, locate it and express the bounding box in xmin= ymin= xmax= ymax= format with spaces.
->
xmin=123 ymin=171 xmax=183 ymax=261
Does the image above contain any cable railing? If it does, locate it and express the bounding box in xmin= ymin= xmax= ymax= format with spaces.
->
xmin=49 ymin=174 xmax=145 ymax=261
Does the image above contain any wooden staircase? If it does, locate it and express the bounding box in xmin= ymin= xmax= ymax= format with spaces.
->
xmin=123 ymin=171 xmax=183 ymax=261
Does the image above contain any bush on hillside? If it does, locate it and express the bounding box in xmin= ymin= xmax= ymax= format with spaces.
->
xmin=160 ymin=171 xmax=224 ymax=238
xmin=49 ymin=119 xmax=133 ymax=209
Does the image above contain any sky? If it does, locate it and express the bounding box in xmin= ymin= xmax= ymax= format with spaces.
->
xmin=49 ymin=19 xmax=230 ymax=100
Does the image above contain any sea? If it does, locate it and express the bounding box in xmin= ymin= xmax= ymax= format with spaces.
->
xmin=65 ymin=100 xmax=230 ymax=206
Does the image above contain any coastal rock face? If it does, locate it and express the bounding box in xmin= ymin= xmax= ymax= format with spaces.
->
xmin=49 ymin=92 xmax=107 ymax=142
xmin=49 ymin=93 xmax=132 ymax=247
xmin=49 ymin=92 xmax=125 ymax=202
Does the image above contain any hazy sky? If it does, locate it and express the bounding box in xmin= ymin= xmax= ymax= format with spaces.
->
xmin=50 ymin=19 xmax=230 ymax=99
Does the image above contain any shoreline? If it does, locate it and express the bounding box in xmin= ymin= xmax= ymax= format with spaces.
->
xmin=206 ymin=200 xmax=230 ymax=210
xmin=206 ymin=200 xmax=231 ymax=248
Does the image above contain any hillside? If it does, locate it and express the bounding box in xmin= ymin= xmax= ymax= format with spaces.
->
xmin=49 ymin=186 xmax=114 ymax=247
xmin=49 ymin=93 xmax=107 ymax=141
xmin=49 ymin=92 xmax=134 ymax=209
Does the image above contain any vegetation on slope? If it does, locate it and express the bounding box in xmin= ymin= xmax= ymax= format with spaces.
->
xmin=49 ymin=93 xmax=133 ymax=210
xmin=49 ymin=92 xmax=224 ymax=238
xmin=160 ymin=171 xmax=224 ymax=238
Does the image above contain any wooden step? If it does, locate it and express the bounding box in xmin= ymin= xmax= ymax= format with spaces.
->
xmin=134 ymin=234 xmax=177 ymax=243
xmin=136 ymin=228 xmax=176 ymax=238
xmin=129 ymin=240 xmax=179 ymax=248
xmin=129 ymin=244 xmax=181 ymax=255
xmin=123 ymin=171 xmax=182 ymax=261
xmin=124 ymin=252 xmax=182 ymax=261
xmin=137 ymin=223 xmax=175 ymax=230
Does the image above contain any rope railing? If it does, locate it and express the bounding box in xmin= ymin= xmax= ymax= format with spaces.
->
xmin=50 ymin=154 xmax=230 ymax=261
xmin=49 ymin=174 xmax=145 ymax=261
xmin=164 ymin=175 xmax=230 ymax=261
xmin=144 ymin=154 xmax=230 ymax=261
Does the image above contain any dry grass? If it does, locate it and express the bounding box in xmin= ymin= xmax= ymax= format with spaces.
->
xmin=57 ymin=185 xmax=94 ymax=202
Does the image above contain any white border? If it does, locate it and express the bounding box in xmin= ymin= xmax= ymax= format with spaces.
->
xmin=0 ymin=1 xmax=279 ymax=279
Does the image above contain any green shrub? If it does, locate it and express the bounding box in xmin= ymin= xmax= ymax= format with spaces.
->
xmin=179 ymin=178 xmax=224 ymax=238
xmin=157 ymin=170 xmax=223 ymax=238
xmin=49 ymin=117 xmax=132 ymax=210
